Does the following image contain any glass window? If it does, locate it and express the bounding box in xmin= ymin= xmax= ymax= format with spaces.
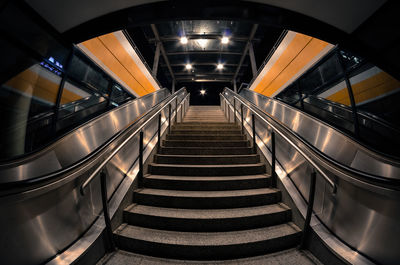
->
xmin=0 ymin=63 xmax=61 ymax=158
xmin=68 ymin=54 xmax=110 ymax=96
xmin=110 ymin=84 xmax=133 ymax=105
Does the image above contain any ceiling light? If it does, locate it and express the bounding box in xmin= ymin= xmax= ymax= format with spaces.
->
xmin=217 ymin=63 xmax=223 ymax=69
xmin=197 ymin=39 xmax=208 ymax=48
xmin=221 ymin=36 xmax=229 ymax=44
xmin=200 ymin=89 xmax=206 ymax=95
xmin=180 ymin=36 xmax=188 ymax=44
xmin=185 ymin=64 xmax=192 ymax=70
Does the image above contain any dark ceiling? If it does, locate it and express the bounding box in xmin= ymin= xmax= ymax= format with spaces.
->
xmin=126 ymin=20 xmax=282 ymax=103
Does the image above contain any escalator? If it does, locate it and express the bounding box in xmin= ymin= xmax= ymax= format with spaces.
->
xmin=222 ymin=87 xmax=400 ymax=265
xmin=0 ymin=87 xmax=189 ymax=265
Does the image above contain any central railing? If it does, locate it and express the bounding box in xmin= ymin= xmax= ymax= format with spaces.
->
xmin=80 ymin=88 xmax=190 ymax=251
xmin=220 ymin=91 xmax=336 ymax=249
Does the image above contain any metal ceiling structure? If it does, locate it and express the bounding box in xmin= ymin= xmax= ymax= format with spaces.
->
xmin=128 ymin=20 xmax=278 ymax=91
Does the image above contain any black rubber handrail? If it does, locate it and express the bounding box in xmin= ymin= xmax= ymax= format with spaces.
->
xmin=0 ymin=88 xmax=187 ymax=191
xmin=227 ymin=90 xmax=400 ymax=190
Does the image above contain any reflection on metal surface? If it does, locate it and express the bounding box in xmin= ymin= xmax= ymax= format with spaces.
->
xmin=239 ymin=88 xmax=400 ymax=179
xmin=222 ymin=88 xmax=400 ymax=265
xmin=0 ymin=89 xmax=188 ymax=265
xmin=0 ymin=89 xmax=170 ymax=184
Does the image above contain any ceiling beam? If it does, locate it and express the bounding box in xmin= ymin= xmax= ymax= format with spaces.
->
xmin=233 ymin=24 xmax=259 ymax=82
xmin=148 ymin=35 xmax=261 ymax=43
xmin=167 ymin=51 xmax=242 ymax=56
xmin=173 ymin=72 xmax=236 ymax=76
xmin=175 ymin=77 xmax=232 ymax=82
xmin=162 ymin=63 xmax=247 ymax=67
xmin=150 ymin=24 xmax=175 ymax=83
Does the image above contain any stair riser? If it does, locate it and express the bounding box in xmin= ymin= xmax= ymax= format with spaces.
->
xmin=162 ymin=140 xmax=249 ymax=147
xmin=143 ymin=177 xmax=270 ymax=191
xmin=123 ymin=210 xmax=291 ymax=232
xmin=133 ymin=192 xmax=281 ymax=209
xmin=171 ymin=130 xmax=242 ymax=135
xmin=114 ymin=232 xmax=301 ymax=260
xmin=159 ymin=147 xmax=254 ymax=155
xmin=154 ymin=154 xmax=260 ymax=165
xmin=148 ymin=164 xmax=266 ymax=176
xmin=166 ymin=135 xmax=246 ymax=140
xmin=173 ymin=125 xmax=240 ymax=130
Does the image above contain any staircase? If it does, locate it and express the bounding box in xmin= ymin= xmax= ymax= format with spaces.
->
xmin=112 ymin=105 xmax=302 ymax=261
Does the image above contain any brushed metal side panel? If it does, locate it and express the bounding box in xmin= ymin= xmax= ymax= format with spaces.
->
xmin=0 ymin=89 xmax=169 ymax=183
xmin=238 ymin=88 xmax=400 ymax=179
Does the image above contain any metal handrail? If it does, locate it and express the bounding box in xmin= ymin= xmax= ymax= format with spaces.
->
xmin=220 ymin=93 xmax=336 ymax=190
xmin=80 ymin=91 xmax=190 ymax=194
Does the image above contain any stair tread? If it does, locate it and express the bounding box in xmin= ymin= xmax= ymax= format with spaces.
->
xmin=149 ymin=163 xmax=264 ymax=168
xmin=136 ymin=188 xmax=278 ymax=198
xmin=115 ymin=222 xmax=301 ymax=246
xmin=154 ymin=154 xmax=257 ymax=158
xmin=161 ymin=146 xmax=252 ymax=149
xmin=125 ymin=203 xmax=289 ymax=219
xmin=145 ymin=174 xmax=270 ymax=181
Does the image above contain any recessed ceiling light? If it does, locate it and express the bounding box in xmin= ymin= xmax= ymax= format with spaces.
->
xmin=180 ymin=37 xmax=188 ymax=44
xmin=221 ymin=36 xmax=229 ymax=44
xmin=217 ymin=63 xmax=223 ymax=69
xmin=197 ymin=39 xmax=208 ymax=48
xmin=200 ymin=89 xmax=206 ymax=95
xmin=185 ymin=64 xmax=192 ymax=70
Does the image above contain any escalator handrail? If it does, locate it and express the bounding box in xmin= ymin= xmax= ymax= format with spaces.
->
xmin=243 ymin=88 xmax=400 ymax=163
xmin=80 ymin=90 xmax=190 ymax=194
xmin=0 ymin=88 xmax=186 ymax=192
xmin=221 ymin=93 xmax=336 ymax=191
xmin=227 ymin=90 xmax=400 ymax=189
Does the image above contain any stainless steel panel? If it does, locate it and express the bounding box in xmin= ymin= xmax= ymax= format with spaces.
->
xmin=0 ymin=89 xmax=170 ymax=184
xmin=0 ymin=89 xmax=188 ymax=265
xmin=238 ymin=88 xmax=400 ymax=179
xmin=222 ymin=89 xmax=400 ymax=265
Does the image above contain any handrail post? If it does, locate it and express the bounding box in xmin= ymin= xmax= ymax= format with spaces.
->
xmin=100 ymin=170 xmax=116 ymax=252
xmin=168 ymin=104 xmax=171 ymax=134
xmin=252 ymin=113 xmax=256 ymax=153
xmin=234 ymin=97 xmax=237 ymax=123
xmin=138 ymin=130 xmax=144 ymax=186
xmin=299 ymin=170 xmax=317 ymax=249
xmin=157 ymin=113 xmax=161 ymax=151
xmin=271 ymin=131 xmax=276 ymax=187
xmin=175 ymin=97 xmax=178 ymax=124
xmin=181 ymin=99 xmax=184 ymax=121
xmin=228 ymin=101 xmax=231 ymax=123
xmin=241 ymin=104 xmax=244 ymax=134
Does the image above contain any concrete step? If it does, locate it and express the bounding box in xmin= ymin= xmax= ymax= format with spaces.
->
xmin=171 ymin=129 xmax=242 ymax=135
xmin=148 ymin=163 xmax=266 ymax=176
xmin=153 ymin=154 xmax=259 ymax=165
xmin=173 ymin=125 xmax=240 ymax=130
xmin=159 ymin=146 xmax=254 ymax=155
xmin=166 ymin=134 xmax=246 ymax=140
xmin=162 ymin=140 xmax=249 ymax=147
xmin=123 ymin=203 xmax=292 ymax=232
xmin=143 ymin=174 xmax=270 ymax=190
xmin=114 ymin=223 xmax=302 ymax=260
xmin=176 ymin=122 xmax=233 ymax=126
xmin=133 ymin=188 xmax=281 ymax=209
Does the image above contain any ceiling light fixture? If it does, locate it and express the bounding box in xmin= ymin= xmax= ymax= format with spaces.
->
xmin=180 ymin=36 xmax=188 ymax=44
xmin=185 ymin=64 xmax=192 ymax=70
xmin=197 ymin=39 xmax=208 ymax=48
xmin=217 ymin=63 xmax=224 ymax=69
xmin=200 ymin=89 xmax=206 ymax=95
xmin=221 ymin=36 xmax=229 ymax=44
